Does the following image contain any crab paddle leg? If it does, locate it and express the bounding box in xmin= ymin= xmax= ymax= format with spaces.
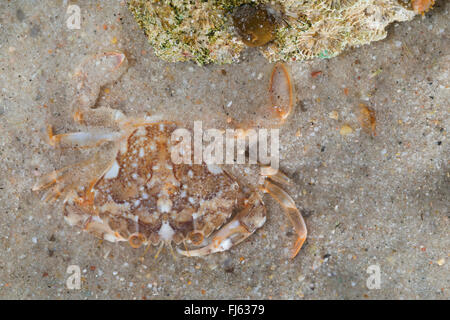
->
xmin=262 ymin=180 xmax=307 ymax=258
xmin=177 ymin=194 xmax=267 ymax=257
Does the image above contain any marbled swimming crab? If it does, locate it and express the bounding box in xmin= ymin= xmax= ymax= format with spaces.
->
xmin=33 ymin=52 xmax=307 ymax=258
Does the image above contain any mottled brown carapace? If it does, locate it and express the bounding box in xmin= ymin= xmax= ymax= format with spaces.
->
xmin=66 ymin=122 xmax=239 ymax=248
xmin=33 ymin=52 xmax=307 ymax=258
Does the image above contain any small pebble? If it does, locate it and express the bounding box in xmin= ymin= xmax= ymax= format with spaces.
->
xmin=340 ymin=124 xmax=353 ymax=135
xmin=329 ymin=111 xmax=339 ymax=120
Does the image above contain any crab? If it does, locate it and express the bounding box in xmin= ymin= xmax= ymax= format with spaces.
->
xmin=33 ymin=52 xmax=307 ymax=258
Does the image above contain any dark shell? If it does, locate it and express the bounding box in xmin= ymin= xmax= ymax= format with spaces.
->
xmin=232 ymin=4 xmax=277 ymax=47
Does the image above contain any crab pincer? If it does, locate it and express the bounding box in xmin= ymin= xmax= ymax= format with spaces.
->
xmin=72 ymin=51 xmax=128 ymax=125
xmin=177 ymin=193 xmax=267 ymax=257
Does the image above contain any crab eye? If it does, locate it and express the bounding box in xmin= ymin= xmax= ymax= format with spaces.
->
xmin=188 ymin=231 xmax=204 ymax=246
xmin=128 ymin=233 xmax=146 ymax=248
xmin=232 ymin=4 xmax=277 ymax=47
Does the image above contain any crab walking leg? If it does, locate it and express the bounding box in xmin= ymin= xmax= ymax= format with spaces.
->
xmin=33 ymin=160 xmax=94 ymax=202
xmin=260 ymin=165 xmax=292 ymax=186
xmin=63 ymin=199 xmax=127 ymax=244
xmin=262 ymin=180 xmax=307 ymax=258
xmin=33 ymin=158 xmax=92 ymax=192
xmin=33 ymin=150 xmax=117 ymax=202
xmin=177 ymin=194 xmax=267 ymax=257
xmin=47 ymin=125 xmax=123 ymax=148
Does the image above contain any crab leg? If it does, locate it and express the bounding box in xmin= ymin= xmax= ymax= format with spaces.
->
xmin=177 ymin=220 xmax=250 ymax=257
xmin=73 ymin=51 xmax=128 ymax=108
xmin=262 ymin=180 xmax=307 ymax=258
xmin=32 ymin=149 xmax=114 ymax=202
xmin=33 ymin=157 xmax=93 ymax=193
xmin=260 ymin=165 xmax=292 ymax=185
xmin=47 ymin=125 xmax=123 ymax=148
xmin=177 ymin=194 xmax=266 ymax=257
xmin=33 ymin=166 xmax=89 ymax=203
xmin=73 ymin=107 xmax=128 ymax=127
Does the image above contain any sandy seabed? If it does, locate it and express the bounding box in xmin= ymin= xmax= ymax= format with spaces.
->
xmin=0 ymin=1 xmax=448 ymax=299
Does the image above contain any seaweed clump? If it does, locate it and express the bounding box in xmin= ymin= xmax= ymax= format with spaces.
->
xmin=127 ymin=0 xmax=430 ymax=65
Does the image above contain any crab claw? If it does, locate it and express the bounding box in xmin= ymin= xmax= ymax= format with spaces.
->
xmin=177 ymin=221 xmax=249 ymax=257
xmin=73 ymin=51 xmax=128 ymax=110
xmin=177 ymin=194 xmax=266 ymax=257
